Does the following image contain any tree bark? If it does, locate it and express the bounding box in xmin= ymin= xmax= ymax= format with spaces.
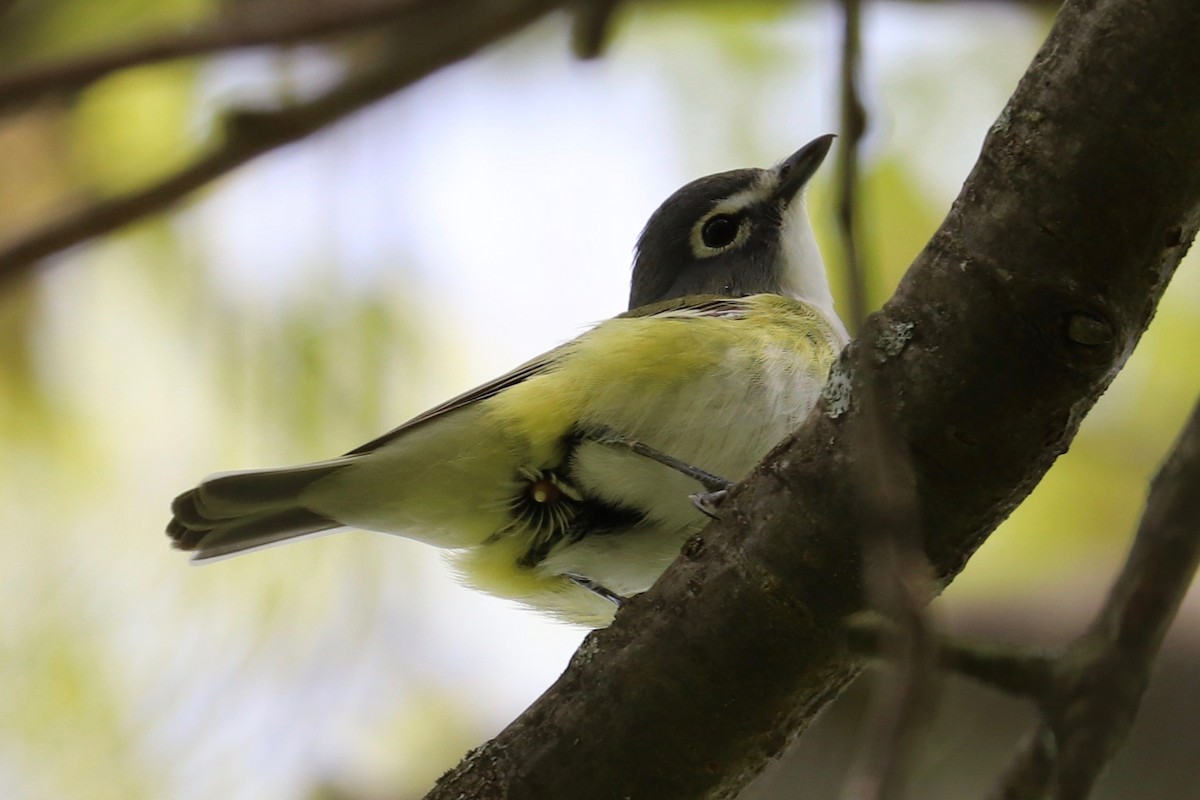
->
xmin=424 ymin=0 xmax=1200 ymax=798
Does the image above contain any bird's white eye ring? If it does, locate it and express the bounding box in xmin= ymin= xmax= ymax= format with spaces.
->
xmin=700 ymin=214 xmax=742 ymax=249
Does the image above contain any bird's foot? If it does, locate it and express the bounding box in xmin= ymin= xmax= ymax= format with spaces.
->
xmin=690 ymin=489 xmax=729 ymax=519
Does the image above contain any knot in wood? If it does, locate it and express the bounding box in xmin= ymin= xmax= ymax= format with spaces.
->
xmin=1030 ymin=288 xmax=1122 ymax=374
xmin=682 ymin=534 xmax=706 ymax=560
xmin=1066 ymin=313 xmax=1114 ymax=346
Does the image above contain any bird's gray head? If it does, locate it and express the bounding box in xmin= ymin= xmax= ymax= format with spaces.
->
xmin=629 ymin=134 xmax=836 ymax=314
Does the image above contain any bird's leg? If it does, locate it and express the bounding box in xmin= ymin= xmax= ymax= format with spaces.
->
xmin=566 ymin=573 xmax=627 ymax=606
xmin=583 ymin=425 xmax=732 ymax=492
xmin=582 ymin=425 xmax=733 ymax=518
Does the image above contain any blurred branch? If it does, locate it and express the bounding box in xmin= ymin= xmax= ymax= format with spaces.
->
xmin=424 ymin=0 xmax=1200 ymax=798
xmin=937 ymin=638 xmax=1052 ymax=698
xmin=0 ymin=0 xmax=1063 ymax=113
xmin=847 ymin=616 xmax=1054 ymax=699
xmin=0 ymin=0 xmax=502 ymax=111
xmin=834 ymin=1 xmax=941 ymax=799
xmin=0 ymin=0 xmax=566 ymax=283
xmin=991 ymin=399 xmax=1200 ymax=799
xmin=0 ymin=63 xmax=399 ymax=279
xmin=837 ymin=0 xmax=868 ymax=331
xmin=989 ymin=726 xmax=1056 ymax=800
xmin=570 ymin=0 xmax=623 ymax=58
xmin=0 ymin=0 xmax=1063 ymax=278
xmin=851 ymin=399 xmax=1200 ymax=800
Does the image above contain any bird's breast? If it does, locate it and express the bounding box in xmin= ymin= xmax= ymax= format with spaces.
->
xmin=569 ymin=344 xmax=829 ymax=526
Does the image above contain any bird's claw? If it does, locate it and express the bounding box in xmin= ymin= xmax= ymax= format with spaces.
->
xmin=690 ymin=489 xmax=729 ymax=519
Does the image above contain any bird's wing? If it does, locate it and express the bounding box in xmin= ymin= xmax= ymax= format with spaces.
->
xmin=344 ymin=295 xmax=756 ymax=457
xmin=617 ymin=294 xmax=755 ymax=320
xmin=344 ymin=352 xmax=558 ymax=455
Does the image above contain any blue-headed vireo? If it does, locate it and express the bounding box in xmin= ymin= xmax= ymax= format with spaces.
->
xmin=167 ymin=134 xmax=847 ymax=627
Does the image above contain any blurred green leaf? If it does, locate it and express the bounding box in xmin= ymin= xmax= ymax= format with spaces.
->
xmin=69 ymin=63 xmax=202 ymax=192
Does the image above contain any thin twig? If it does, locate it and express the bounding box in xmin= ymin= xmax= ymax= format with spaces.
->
xmin=833 ymin=1 xmax=941 ymax=799
xmin=837 ymin=0 xmax=869 ymax=330
xmin=938 ymin=638 xmax=1053 ymax=699
xmin=0 ymin=0 xmax=566 ymax=282
xmin=0 ymin=0 xmax=436 ymax=111
xmin=978 ymin=398 xmax=1200 ymax=799
xmin=571 ymin=0 xmax=623 ymax=59
xmin=1048 ymin=401 xmax=1200 ymax=799
xmin=987 ymin=725 xmax=1056 ymax=800
xmin=847 ymin=616 xmax=1055 ymax=700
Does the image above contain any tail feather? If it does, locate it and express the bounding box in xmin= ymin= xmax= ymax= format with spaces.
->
xmin=167 ymin=461 xmax=349 ymax=561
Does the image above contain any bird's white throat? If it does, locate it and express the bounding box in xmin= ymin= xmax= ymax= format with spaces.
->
xmin=777 ymin=196 xmax=849 ymax=343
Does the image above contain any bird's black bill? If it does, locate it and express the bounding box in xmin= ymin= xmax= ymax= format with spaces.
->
xmin=774 ymin=133 xmax=836 ymax=207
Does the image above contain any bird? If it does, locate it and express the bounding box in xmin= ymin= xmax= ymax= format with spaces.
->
xmin=167 ymin=134 xmax=848 ymax=627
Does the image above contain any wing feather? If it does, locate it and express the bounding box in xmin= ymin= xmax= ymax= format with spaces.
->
xmin=344 ymin=294 xmax=756 ymax=456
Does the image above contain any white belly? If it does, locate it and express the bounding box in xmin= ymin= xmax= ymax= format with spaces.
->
xmin=538 ymin=346 xmax=828 ymax=597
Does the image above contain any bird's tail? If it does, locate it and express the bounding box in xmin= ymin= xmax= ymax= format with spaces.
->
xmin=167 ymin=460 xmax=350 ymax=562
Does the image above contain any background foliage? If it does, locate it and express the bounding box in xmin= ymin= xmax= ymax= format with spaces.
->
xmin=1 ymin=2 xmax=1197 ymax=798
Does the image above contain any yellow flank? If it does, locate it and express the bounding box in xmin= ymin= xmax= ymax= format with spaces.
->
xmin=450 ymin=541 xmax=619 ymax=627
xmin=449 ymin=535 xmax=573 ymax=603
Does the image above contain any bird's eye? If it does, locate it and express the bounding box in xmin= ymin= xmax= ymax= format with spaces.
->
xmin=700 ymin=214 xmax=741 ymax=249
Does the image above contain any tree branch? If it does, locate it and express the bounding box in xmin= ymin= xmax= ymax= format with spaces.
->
xmin=0 ymin=0 xmax=498 ymax=111
xmin=0 ymin=0 xmax=1064 ymax=280
xmin=835 ymin=2 xmax=942 ymax=799
xmin=989 ymin=398 xmax=1200 ymax=799
xmin=988 ymin=725 xmax=1057 ymax=800
xmin=424 ymin=0 xmax=1200 ymax=796
xmin=0 ymin=0 xmax=566 ymax=284
xmin=851 ymin=397 xmax=1200 ymax=800
xmin=570 ymin=0 xmax=623 ymax=59
xmin=837 ymin=0 xmax=868 ymax=330
xmin=0 ymin=0 xmax=1064 ymax=115
xmin=846 ymin=617 xmax=1055 ymax=700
